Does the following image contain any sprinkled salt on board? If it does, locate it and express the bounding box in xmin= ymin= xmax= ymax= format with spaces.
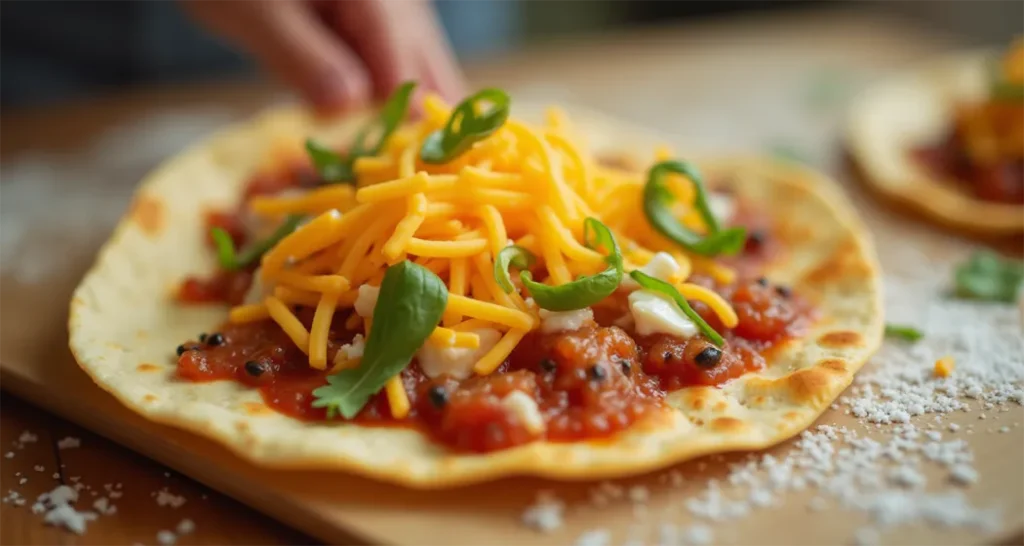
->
xmin=521 ymin=239 xmax=1021 ymax=544
xmin=57 ymin=437 xmax=81 ymax=449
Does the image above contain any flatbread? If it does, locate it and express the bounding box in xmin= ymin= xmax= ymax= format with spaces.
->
xmin=846 ymin=49 xmax=1024 ymax=234
xmin=69 ymin=104 xmax=883 ymax=488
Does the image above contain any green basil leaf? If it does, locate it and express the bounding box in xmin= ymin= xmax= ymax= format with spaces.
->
xmin=350 ymin=81 xmax=418 ymax=157
xmin=306 ymin=81 xmax=417 ymax=184
xmin=521 ymin=218 xmax=623 ymax=311
xmin=884 ymin=323 xmax=924 ymax=342
xmin=494 ymin=245 xmax=536 ymax=294
xmin=629 ymin=270 xmax=726 ymax=347
xmin=211 ymin=215 xmax=303 ymax=271
xmin=312 ymin=261 xmax=447 ymax=419
xmin=420 ymin=88 xmax=511 ymax=164
xmin=954 ymin=250 xmax=1024 ymax=303
xmin=305 ymin=140 xmax=353 ymax=183
xmin=643 ymin=160 xmax=747 ymax=257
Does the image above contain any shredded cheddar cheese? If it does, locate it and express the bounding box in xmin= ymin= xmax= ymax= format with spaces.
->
xmin=230 ymin=94 xmax=748 ymax=419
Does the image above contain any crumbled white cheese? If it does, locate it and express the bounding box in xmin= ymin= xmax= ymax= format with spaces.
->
xmin=57 ymin=437 xmax=80 ymax=450
xmin=354 ymin=285 xmax=380 ymax=317
xmin=539 ymin=307 xmax=594 ymax=334
xmin=707 ymin=192 xmax=736 ymax=223
xmin=501 ymin=391 xmax=546 ymax=435
xmin=241 ymin=267 xmax=272 ymax=306
xmin=620 ymin=252 xmax=681 ymax=289
xmin=417 ymin=328 xmax=501 ymax=380
xmin=333 ymin=334 xmax=366 ymax=367
xmin=628 ymin=290 xmax=697 ymax=338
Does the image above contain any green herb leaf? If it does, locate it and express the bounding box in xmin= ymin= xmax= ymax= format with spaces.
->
xmin=306 ymin=81 xmax=417 ymax=183
xmin=210 ymin=215 xmax=303 ymax=271
xmin=312 ymin=261 xmax=447 ymax=419
xmin=521 ymin=218 xmax=623 ymax=311
xmin=305 ymin=140 xmax=353 ymax=183
xmin=643 ymin=160 xmax=747 ymax=257
xmin=954 ymin=250 xmax=1024 ymax=303
xmin=629 ymin=270 xmax=726 ymax=347
xmin=884 ymin=323 xmax=924 ymax=342
xmin=494 ymin=245 xmax=536 ymax=294
xmin=420 ymin=88 xmax=511 ymax=164
xmin=350 ymin=81 xmax=418 ymax=157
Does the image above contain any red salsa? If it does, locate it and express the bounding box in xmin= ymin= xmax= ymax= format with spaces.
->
xmin=911 ymin=103 xmax=1024 ymax=205
xmin=177 ymin=161 xmax=323 ymax=305
xmin=175 ymin=156 xmax=812 ymax=454
xmin=176 ymin=274 xmax=812 ymax=454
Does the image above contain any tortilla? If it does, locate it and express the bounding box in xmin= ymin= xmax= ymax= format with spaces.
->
xmin=69 ymin=104 xmax=882 ymax=488
xmin=846 ymin=49 xmax=1024 ymax=234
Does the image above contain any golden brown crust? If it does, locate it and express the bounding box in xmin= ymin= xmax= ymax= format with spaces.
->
xmin=847 ymin=49 xmax=1024 ymax=234
xmin=68 ymin=104 xmax=883 ymax=488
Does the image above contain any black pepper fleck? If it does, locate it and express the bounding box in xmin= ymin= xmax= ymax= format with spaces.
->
xmin=244 ymin=360 xmax=265 ymax=377
xmin=756 ymin=277 xmax=769 ymax=287
xmin=663 ymin=351 xmax=673 ymax=361
xmin=206 ymin=333 xmax=224 ymax=346
xmin=694 ymin=346 xmax=723 ymax=368
xmin=588 ymin=365 xmax=607 ymax=381
xmin=775 ymin=285 xmax=792 ymax=298
xmin=198 ymin=333 xmax=208 ymax=343
xmin=620 ymin=359 xmax=632 ymax=375
xmin=428 ymin=386 xmax=448 ymax=408
xmin=539 ymin=358 xmax=557 ymax=372
xmin=175 ymin=345 xmax=186 ymax=357
xmin=746 ymin=230 xmax=766 ymax=250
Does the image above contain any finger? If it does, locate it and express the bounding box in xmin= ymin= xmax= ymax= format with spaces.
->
xmin=185 ymin=0 xmax=371 ymax=112
xmin=329 ymin=0 xmax=417 ymax=99
xmin=415 ymin=6 xmax=467 ymax=103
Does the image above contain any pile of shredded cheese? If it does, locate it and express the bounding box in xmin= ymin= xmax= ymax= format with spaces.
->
xmin=230 ymin=95 xmax=738 ymax=418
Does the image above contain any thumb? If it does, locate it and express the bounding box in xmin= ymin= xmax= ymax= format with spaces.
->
xmin=185 ymin=0 xmax=371 ymax=112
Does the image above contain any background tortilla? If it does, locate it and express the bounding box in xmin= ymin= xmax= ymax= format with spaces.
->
xmin=846 ymin=49 xmax=1024 ymax=234
xmin=68 ymin=105 xmax=883 ymax=488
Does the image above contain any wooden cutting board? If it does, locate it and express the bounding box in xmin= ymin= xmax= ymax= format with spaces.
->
xmin=3 ymin=9 xmax=1022 ymax=545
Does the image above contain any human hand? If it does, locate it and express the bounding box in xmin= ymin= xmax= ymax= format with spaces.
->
xmin=185 ymin=0 xmax=465 ymax=113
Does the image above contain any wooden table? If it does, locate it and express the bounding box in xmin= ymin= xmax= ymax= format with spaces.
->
xmin=3 ymin=7 xmax=1017 ymax=545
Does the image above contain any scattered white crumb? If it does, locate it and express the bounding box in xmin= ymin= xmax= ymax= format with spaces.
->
xmin=92 ymin=497 xmax=117 ymax=516
xmin=33 ymin=465 xmax=44 ymax=472
xmin=949 ymin=465 xmax=979 ymax=486
xmin=52 ymin=473 xmax=60 ymax=479
xmin=522 ymin=490 xmax=564 ymax=532
xmin=155 ymin=488 xmax=186 ymax=509
xmin=948 ymin=423 xmax=960 ymax=432
xmin=19 ymin=431 xmax=38 ymax=444
xmin=57 ymin=437 xmax=81 ymax=450
xmin=4 ymin=452 xmax=13 ymax=459
xmin=156 ymin=530 xmax=176 ymax=545
xmin=575 ymin=529 xmax=611 ymax=546
xmin=19 ymin=478 xmax=27 ymax=485
xmin=176 ymin=518 xmax=195 ymax=535
xmin=853 ymin=527 xmax=880 ymax=546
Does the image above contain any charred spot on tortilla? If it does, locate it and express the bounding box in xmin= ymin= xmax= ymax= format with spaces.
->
xmin=130 ymin=194 xmax=165 ymax=236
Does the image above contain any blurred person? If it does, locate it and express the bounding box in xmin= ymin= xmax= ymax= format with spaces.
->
xmin=2 ymin=0 xmax=483 ymax=109
xmin=184 ymin=0 xmax=466 ymax=112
